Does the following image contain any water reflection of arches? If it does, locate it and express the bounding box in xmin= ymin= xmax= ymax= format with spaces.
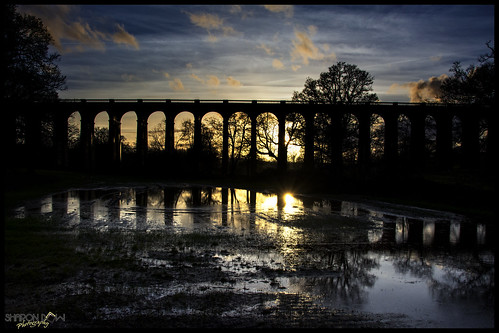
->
xmin=14 ymin=185 xmax=493 ymax=250
xmin=10 ymin=185 xmax=494 ymax=326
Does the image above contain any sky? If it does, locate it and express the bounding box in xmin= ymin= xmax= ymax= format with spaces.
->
xmin=19 ymin=4 xmax=495 ymax=103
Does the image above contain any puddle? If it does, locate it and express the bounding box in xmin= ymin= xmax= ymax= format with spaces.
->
xmin=10 ymin=184 xmax=495 ymax=328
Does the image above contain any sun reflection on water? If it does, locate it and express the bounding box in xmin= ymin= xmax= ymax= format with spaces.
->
xmin=12 ymin=185 xmax=486 ymax=249
xmin=9 ymin=185 xmax=494 ymax=328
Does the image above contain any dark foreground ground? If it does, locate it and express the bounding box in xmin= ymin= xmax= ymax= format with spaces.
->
xmin=5 ymin=217 xmax=413 ymax=329
xmin=3 ymin=168 xmax=496 ymax=329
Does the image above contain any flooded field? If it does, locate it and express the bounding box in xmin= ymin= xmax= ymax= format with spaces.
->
xmin=7 ymin=184 xmax=495 ymax=328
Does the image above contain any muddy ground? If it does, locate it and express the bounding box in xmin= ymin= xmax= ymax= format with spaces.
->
xmin=4 ymin=214 xmax=417 ymax=329
xmin=4 ymin=169 xmax=494 ymax=329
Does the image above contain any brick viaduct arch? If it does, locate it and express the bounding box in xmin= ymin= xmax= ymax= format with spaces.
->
xmin=6 ymin=99 xmax=495 ymax=174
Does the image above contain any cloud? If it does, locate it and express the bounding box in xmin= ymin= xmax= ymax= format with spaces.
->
xmin=190 ymin=73 xmax=204 ymax=83
xmin=112 ymin=24 xmax=139 ymax=50
xmin=19 ymin=5 xmax=139 ymax=53
xmin=186 ymin=11 xmax=239 ymax=42
xmin=226 ymin=76 xmax=242 ymax=87
xmin=189 ymin=74 xmax=220 ymax=87
xmin=263 ymin=5 xmax=294 ymax=18
xmin=257 ymin=43 xmax=275 ymax=56
xmin=290 ymin=26 xmax=336 ymax=65
xmin=169 ymin=78 xmax=185 ymax=91
xmin=230 ymin=5 xmax=253 ymax=20
xmin=230 ymin=5 xmax=242 ymax=14
xmin=388 ymin=74 xmax=448 ymax=102
xmin=188 ymin=12 xmax=224 ymax=29
xmin=221 ymin=26 xmax=237 ymax=36
xmin=207 ymin=75 xmax=220 ymax=87
xmin=272 ymin=59 xmax=285 ymax=70
xmin=207 ymin=33 xmax=218 ymax=43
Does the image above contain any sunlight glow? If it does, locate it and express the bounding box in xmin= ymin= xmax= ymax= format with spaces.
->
xmin=283 ymin=193 xmax=301 ymax=215
xmin=260 ymin=194 xmax=278 ymax=211
xmin=284 ymin=193 xmax=295 ymax=206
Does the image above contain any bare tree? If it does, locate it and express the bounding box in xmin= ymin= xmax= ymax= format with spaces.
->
xmin=438 ymin=41 xmax=495 ymax=105
xmin=228 ymin=112 xmax=251 ymax=173
xmin=148 ymin=120 xmax=166 ymax=151
xmin=256 ymin=113 xmax=279 ymax=161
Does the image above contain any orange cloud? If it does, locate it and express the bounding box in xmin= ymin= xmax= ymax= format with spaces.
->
xmin=226 ymin=76 xmax=242 ymax=87
xmin=190 ymin=73 xmax=204 ymax=83
xmin=112 ymin=24 xmax=139 ymax=50
xmin=257 ymin=43 xmax=275 ymax=56
xmin=187 ymin=12 xmax=224 ymax=29
xmin=207 ymin=75 xmax=220 ymax=87
xmin=186 ymin=12 xmax=238 ymax=42
xmin=19 ymin=5 xmax=139 ymax=53
xmin=388 ymin=74 xmax=448 ymax=102
xmin=169 ymin=78 xmax=185 ymax=91
xmin=290 ymin=26 xmax=336 ymax=65
xmin=263 ymin=5 xmax=294 ymax=18
xmin=272 ymin=59 xmax=285 ymax=70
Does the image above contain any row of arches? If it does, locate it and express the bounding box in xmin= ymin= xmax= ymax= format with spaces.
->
xmin=8 ymin=101 xmax=494 ymax=175
xmin=64 ymin=106 xmax=491 ymax=174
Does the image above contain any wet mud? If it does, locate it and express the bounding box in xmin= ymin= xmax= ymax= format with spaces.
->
xmin=5 ymin=184 xmax=495 ymax=328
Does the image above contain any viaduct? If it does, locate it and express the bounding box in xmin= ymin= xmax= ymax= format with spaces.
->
xmin=5 ymin=99 xmax=496 ymax=175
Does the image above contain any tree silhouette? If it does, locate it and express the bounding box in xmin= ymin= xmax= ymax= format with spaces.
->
xmin=175 ymin=120 xmax=195 ymax=150
xmin=292 ymin=62 xmax=379 ymax=166
xmin=228 ymin=112 xmax=252 ymax=174
xmin=148 ymin=120 xmax=166 ymax=151
xmin=256 ymin=113 xmax=279 ymax=161
xmin=3 ymin=4 xmax=66 ymax=102
xmin=292 ymin=62 xmax=378 ymax=104
xmin=438 ymin=41 xmax=495 ymax=105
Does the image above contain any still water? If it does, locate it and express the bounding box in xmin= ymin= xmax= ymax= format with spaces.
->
xmin=13 ymin=184 xmax=494 ymax=328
